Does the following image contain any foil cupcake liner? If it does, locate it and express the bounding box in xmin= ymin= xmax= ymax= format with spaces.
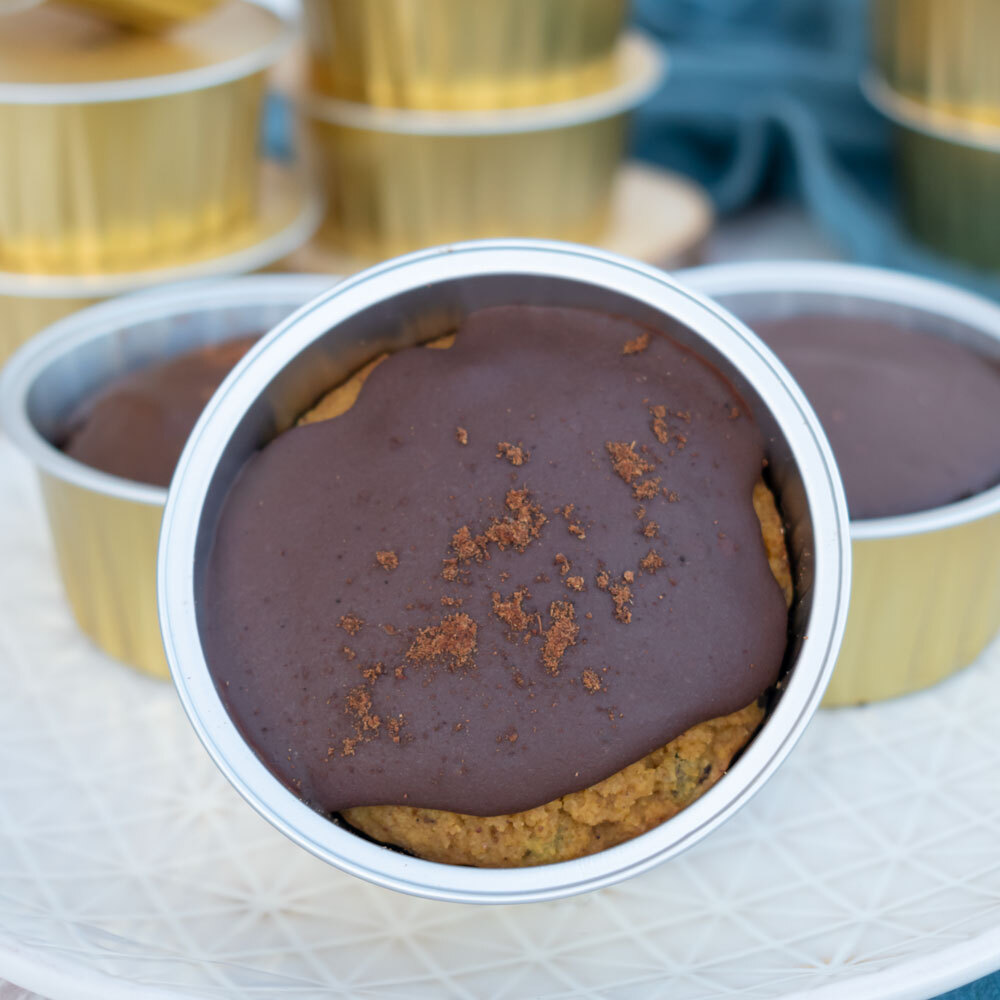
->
xmin=156 ymin=240 xmax=851 ymax=902
xmin=870 ymin=0 xmax=1000 ymax=123
xmin=0 ymin=275 xmax=338 ymax=679
xmin=682 ymin=260 xmax=1000 ymax=706
xmin=300 ymin=0 xmax=628 ymax=110
xmin=59 ymin=0 xmax=223 ymax=31
xmin=0 ymin=2 xmax=293 ymax=275
xmin=0 ymin=161 xmax=323 ymax=365
xmin=299 ymin=33 xmax=664 ymax=264
xmin=863 ymin=74 xmax=1000 ymax=272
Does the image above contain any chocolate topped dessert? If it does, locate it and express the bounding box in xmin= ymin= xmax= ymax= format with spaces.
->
xmin=753 ymin=316 xmax=1000 ymax=519
xmin=200 ymin=304 xmax=790 ymax=861
xmin=62 ymin=336 xmax=257 ymax=488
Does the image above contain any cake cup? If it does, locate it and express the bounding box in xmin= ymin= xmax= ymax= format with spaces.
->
xmin=299 ymin=33 xmax=664 ymax=264
xmin=682 ymin=260 xmax=1000 ymax=706
xmin=0 ymin=161 xmax=322 ymax=365
xmin=0 ymin=0 xmax=293 ymax=274
xmin=300 ymin=0 xmax=629 ymax=110
xmin=0 ymin=274 xmax=337 ymax=679
xmin=870 ymin=0 xmax=1000 ymax=121
xmin=58 ymin=0 xmax=223 ymax=31
xmin=862 ymin=73 xmax=1000 ymax=271
xmin=157 ymin=239 xmax=851 ymax=903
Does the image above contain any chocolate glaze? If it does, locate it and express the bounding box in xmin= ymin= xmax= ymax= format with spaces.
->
xmin=201 ymin=307 xmax=788 ymax=817
xmin=753 ymin=315 xmax=1000 ymax=519
xmin=62 ymin=336 xmax=257 ymax=488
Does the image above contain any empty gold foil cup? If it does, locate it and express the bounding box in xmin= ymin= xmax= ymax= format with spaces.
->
xmin=0 ymin=162 xmax=323 ymax=365
xmin=300 ymin=0 xmax=628 ymax=110
xmin=58 ymin=0 xmax=222 ymax=31
xmin=0 ymin=0 xmax=292 ymax=275
xmin=871 ymin=0 xmax=1000 ymax=124
xmin=300 ymin=34 xmax=665 ymax=264
xmin=863 ymin=74 xmax=1000 ymax=272
xmin=684 ymin=261 xmax=1000 ymax=706
xmin=0 ymin=275 xmax=338 ymax=678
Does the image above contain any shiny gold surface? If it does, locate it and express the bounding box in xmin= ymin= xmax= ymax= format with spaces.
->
xmin=301 ymin=0 xmax=628 ymax=110
xmin=307 ymin=114 xmax=624 ymax=263
xmin=0 ymin=76 xmax=264 ymax=273
xmin=0 ymin=0 xmax=280 ymax=84
xmin=58 ymin=0 xmax=223 ymax=32
xmin=40 ymin=471 xmax=168 ymax=678
xmin=872 ymin=0 xmax=1000 ymax=123
xmin=896 ymin=120 xmax=1000 ymax=272
xmin=824 ymin=515 xmax=1000 ymax=706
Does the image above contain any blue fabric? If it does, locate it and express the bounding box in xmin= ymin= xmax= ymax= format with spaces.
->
xmin=630 ymin=0 xmax=1000 ymax=299
xmin=938 ymin=971 xmax=1000 ymax=1000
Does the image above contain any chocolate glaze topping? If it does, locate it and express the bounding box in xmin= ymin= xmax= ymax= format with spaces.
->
xmin=62 ymin=336 xmax=257 ymax=488
xmin=201 ymin=306 xmax=788 ymax=818
xmin=754 ymin=315 xmax=1000 ymax=519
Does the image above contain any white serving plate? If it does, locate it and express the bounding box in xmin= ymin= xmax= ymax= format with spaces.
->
xmin=0 ymin=436 xmax=998 ymax=1000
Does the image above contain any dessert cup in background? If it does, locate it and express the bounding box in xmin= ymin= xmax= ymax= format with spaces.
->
xmin=300 ymin=0 xmax=628 ymax=110
xmin=297 ymin=34 xmax=664 ymax=264
xmin=682 ymin=261 xmax=1000 ymax=706
xmin=0 ymin=275 xmax=337 ymax=679
xmin=58 ymin=0 xmax=223 ymax=31
xmin=158 ymin=240 xmax=851 ymax=902
xmin=0 ymin=0 xmax=292 ymax=274
xmin=0 ymin=161 xmax=321 ymax=365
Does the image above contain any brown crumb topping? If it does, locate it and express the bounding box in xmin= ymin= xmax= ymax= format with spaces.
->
xmin=606 ymin=441 xmax=654 ymax=484
xmin=642 ymin=520 xmax=660 ymax=538
xmin=446 ymin=488 xmax=547 ymax=573
xmin=338 ymin=613 xmax=364 ymax=636
xmin=440 ymin=595 xmax=463 ymax=607
xmin=342 ymin=646 xmax=356 ymax=660
xmin=492 ymin=587 xmax=532 ymax=632
xmin=640 ymin=549 xmax=665 ymax=573
xmin=622 ymin=331 xmax=651 ymax=355
xmin=581 ymin=668 xmax=601 ymax=693
xmin=541 ymin=601 xmax=578 ymax=674
xmin=663 ymin=488 xmax=680 ymax=503
xmin=633 ymin=477 xmax=661 ymax=500
xmin=565 ymin=576 xmax=585 ymax=592
xmin=496 ymin=441 xmax=529 ymax=466
xmin=595 ymin=570 xmax=610 ymax=591
xmin=375 ymin=550 xmax=399 ymax=571
xmin=554 ymin=553 xmax=571 ymax=576
xmin=406 ymin=613 xmax=478 ymax=670
xmin=650 ymin=404 xmax=669 ymax=445
xmin=609 ymin=578 xmax=634 ymax=624
xmin=456 ymin=426 xmax=468 ymax=445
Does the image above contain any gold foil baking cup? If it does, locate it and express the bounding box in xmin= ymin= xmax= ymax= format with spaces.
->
xmin=300 ymin=33 xmax=665 ymax=264
xmin=0 ymin=0 xmax=292 ymax=275
xmin=300 ymin=0 xmax=628 ymax=110
xmin=0 ymin=274 xmax=338 ymax=678
xmin=863 ymin=74 xmax=1000 ymax=272
xmin=59 ymin=0 xmax=223 ymax=32
xmin=279 ymin=161 xmax=713 ymax=276
xmin=871 ymin=0 xmax=1000 ymax=125
xmin=0 ymin=161 xmax=323 ymax=365
xmin=681 ymin=260 xmax=1000 ymax=706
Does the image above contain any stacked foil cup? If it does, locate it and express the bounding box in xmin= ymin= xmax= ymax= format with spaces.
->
xmin=291 ymin=0 xmax=666 ymax=266
xmin=0 ymin=0 xmax=321 ymax=363
xmin=865 ymin=0 xmax=1000 ymax=271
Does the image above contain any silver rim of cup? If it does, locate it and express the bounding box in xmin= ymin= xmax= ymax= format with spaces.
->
xmin=679 ymin=260 xmax=1000 ymax=541
xmin=0 ymin=1 xmax=296 ymax=105
xmin=0 ymin=275 xmax=340 ymax=507
xmin=157 ymin=240 xmax=851 ymax=904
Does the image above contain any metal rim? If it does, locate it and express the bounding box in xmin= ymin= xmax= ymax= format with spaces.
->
xmin=158 ymin=239 xmax=851 ymax=904
xmin=678 ymin=259 xmax=1000 ymax=539
xmin=861 ymin=71 xmax=1000 ymax=152
xmin=0 ymin=275 xmax=339 ymax=507
xmin=0 ymin=2 xmax=294 ymax=105
xmin=0 ymin=170 xmax=322 ymax=298
xmin=301 ymin=32 xmax=666 ymax=136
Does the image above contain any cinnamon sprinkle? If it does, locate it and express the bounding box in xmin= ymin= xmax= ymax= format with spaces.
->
xmin=606 ymin=441 xmax=654 ymax=484
xmin=492 ymin=587 xmax=532 ymax=632
xmin=455 ymin=426 xmax=468 ymax=445
xmin=496 ymin=441 xmax=529 ymax=466
xmin=541 ymin=601 xmax=579 ymax=674
xmin=554 ymin=553 xmax=571 ymax=576
xmin=649 ymin=404 xmax=670 ymax=445
xmin=375 ymin=550 xmax=399 ymax=571
xmin=633 ymin=477 xmax=661 ymax=500
xmin=622 ymin=331 xmax=651 ymax=355
xmin=640 ymin=549 xmax=665 ymax=573
xmin=406 ymin=613 xmax=478 ymax=671
xmin=642 ymin=520 xmax=660 ymax=538
xmin=582 ymin=669 xmax=602 ymax=693
xmin=337 ymin=613 xmax=364 ymax=636
xmin=565 ymin=576 xmax=585 ymax=592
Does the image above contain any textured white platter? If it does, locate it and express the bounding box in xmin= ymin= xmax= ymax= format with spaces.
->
xmin=1 ymin=436 xmax=999 ymax=1000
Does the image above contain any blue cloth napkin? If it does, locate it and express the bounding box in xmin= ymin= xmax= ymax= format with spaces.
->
xmin=631 ymin=0 xmax=1000 ymax=299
